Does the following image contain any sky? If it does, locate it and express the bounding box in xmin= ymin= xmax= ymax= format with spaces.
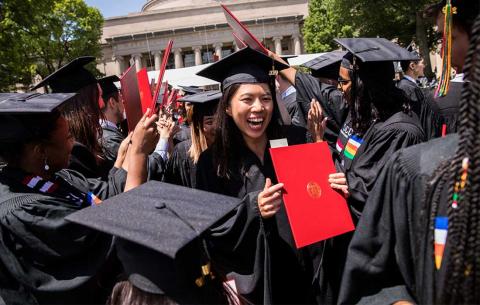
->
xmin=84 ymin=0 xmax=146 ymax=18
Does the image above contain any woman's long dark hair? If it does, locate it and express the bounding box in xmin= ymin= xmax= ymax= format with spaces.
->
xmin=347 ymin=61 xmax=409 ymax=135
xmin=422 ymin=12 xmax=480 ymax=304
xmin=61 ymin=83 xmax=104 ymax=161
xmin=212 ymin=79 xmax=283 ymax=178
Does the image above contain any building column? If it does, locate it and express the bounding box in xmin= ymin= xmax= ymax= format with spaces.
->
xmin=273 ymin=36 xmax=283 ymax=55
xmin=213 ymin=42 xmax=223 ymax=60
xmin=153 ymin=51 xmax=162 ymax=71
xmin=132 ymin=53 xmax=143 ymax=71
xmin=113 ymin=55 xmax=125 ymax=76
xmin=234 ymin=41 xmax=241 ymax=52
xmin=293 ymin=35 xmax=302 ymax=55
xmin=193 ymin=46 xmax=203 ymax=66
xmin=174 ymin=48 xmax=184 ymax=69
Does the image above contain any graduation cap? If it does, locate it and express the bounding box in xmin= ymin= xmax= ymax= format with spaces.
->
xmin=178 ymin=85 xmax=203 ymax=95
xmin=335 ymin=38 xmax=420 ymax=79
xmin=302 ymin=50 xmax=348 ymax=80
xmin=31 ymin=56 xmax=97 ymax=93
xmin=0 ymin=92 xmax=76 ymax=143
xmin=66 ymin=181 xmax=241 ymax=303
xmin=335 ymin=38 xmax=420 ymax=64
xmin=98 ymin=75 xmax=120 ymax=100
xmin=197 ymin=46 xmax=289 ymax=90
xmin=178 ymin=90 xmax=222 ymax=104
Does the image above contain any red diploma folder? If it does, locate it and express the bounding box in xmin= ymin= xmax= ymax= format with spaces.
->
xmin=221 ymin=4 xmax=268 ymax=54
xmin=270 ymin=142 xmax=355 ymax=248
xmin=137 ymin=68 xmax=153 ymax=115
xmin=120 ymin=66 xmax=142 ymax=132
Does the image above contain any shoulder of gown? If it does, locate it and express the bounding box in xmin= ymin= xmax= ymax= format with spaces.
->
xmin=338 ymin=134 xmax=459 ymax=305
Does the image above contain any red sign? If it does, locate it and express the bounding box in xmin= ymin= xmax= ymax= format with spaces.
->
xmin=270 ymin=142 xmax=355 ymax=248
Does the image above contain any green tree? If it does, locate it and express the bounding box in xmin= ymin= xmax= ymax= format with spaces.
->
xmin=302 ymin=0 xmax=357 ymax=53
xmin=336 ymin=0 xmax=439 ymax=78
xmin=302 ymin=0 xmax=440 ymax=78
xmin=0 ymin=0 xmax=103 ymax=91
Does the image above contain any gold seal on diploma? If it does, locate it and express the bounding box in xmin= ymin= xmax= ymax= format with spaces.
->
xmin=306 ymin=182 xmax=322 ymax=199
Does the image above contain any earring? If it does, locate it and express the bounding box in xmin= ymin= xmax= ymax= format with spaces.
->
xmin=44 ymin=158 xmax=50 ymax=171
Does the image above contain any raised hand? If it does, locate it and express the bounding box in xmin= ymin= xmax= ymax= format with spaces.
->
xmin=308 ymin=98 xmax=328 ymax=143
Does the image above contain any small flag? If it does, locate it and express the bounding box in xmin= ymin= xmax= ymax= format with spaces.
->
xmin=344 ymin=135 xmax=363 ymax=160
xmin=86 ymin=192 xmax=102 ymax=206
xmin=434 ymin=216 xmax=448 ymax=270
xmin=336 ymin=138 xmax=344 ymax=153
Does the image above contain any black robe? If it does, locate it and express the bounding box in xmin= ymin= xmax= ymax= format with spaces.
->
xmin=0 ymin=167 xmax=127 ymax=304
xmin=173 ymin=123 xmax=191 ymax=146
xmin=340 ymin=112 xmax=426 ymax=218
xmin=99 ymin=125 xmax=167 ymax=181
xmin=196 ymin=126 xmax=317 ymax=305
xmin=419 ymin=81 xmax=462 ymax=140
xmin=163 ymin=139 xmax=196 ymax=188
xmin=294 ymin=72 xmax=349 ymax=153
xmin=280 ymin=90 xmax=307 ymax=128
xmin=338 ymin=134 xmax=458 ymax=305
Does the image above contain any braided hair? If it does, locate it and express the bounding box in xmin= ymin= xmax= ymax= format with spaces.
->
xmin=422 ymin=13 xmax=480 ymax=304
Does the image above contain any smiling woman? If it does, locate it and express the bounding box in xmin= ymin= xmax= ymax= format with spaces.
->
xmin=194 ymin=46 xmax=326 ymax=305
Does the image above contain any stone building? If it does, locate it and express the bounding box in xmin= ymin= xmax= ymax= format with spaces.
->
xmin=98 ymin=0 xmax=309 ymax=76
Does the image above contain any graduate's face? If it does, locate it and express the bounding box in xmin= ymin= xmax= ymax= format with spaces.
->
xmin=436 ymin=13 xmax=470 ymax=72
xmin=202 ymin=115 xmax=215 ymax=146
xmin=43 ymin=116 xmax=74 ymax=171
xmin=412 ymin=60 xmax=425 ymax=78
xmin=227 ymin=83 xmax=273 ymax=142
xmin=338 ymin=67 xmax=352 ymax=95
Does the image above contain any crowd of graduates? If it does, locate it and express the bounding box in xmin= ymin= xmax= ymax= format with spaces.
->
xmin=0 ymin=0 xmax=480 ymax=304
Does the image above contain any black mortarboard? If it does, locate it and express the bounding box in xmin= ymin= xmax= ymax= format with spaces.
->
xmin=303 ymin=50 xmax=348 ymax=80
xmin=0 ymin=92 xmax=76 ymax=143
xmin=66 ymin=181 xmax=241 ymax=303
xmin=197 ymin=46 xmax=289 ymax=90
xmin=178 ymin=90 xmax=222 ymax=104
xmin=335 ymin=38 xmax=419 ymax=64
xmin=178 ymin=85 xmax=203 ymax=95
xmin=98 ymin=75 xmax=120 ymax=100
xmin=31 ymin=56 xmax=97 ymax=93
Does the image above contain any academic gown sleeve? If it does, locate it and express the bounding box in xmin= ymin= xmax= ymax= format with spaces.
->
xmin=163 ymin=140 xmax=194 ymax=188
xmin=346 ymin=118 xmax=425 ymax=217
xmin=339 ymin=134 xmax=458 ymax=305
xmin=294 ymin=72 xmax=348 ymax=149
xmin=0 ymin=168 xmax=127 ymax=304
xmin=101 ymin=128 xmax=124 ymax=164
xmin=338 ymin=151 xmax=418 ymax=305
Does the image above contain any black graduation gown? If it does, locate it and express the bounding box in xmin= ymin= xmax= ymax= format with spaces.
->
xmin=341 ymin=112 xmax=426 ymax=218
xmin=101 ymin=124 xmax=124 ymax=166
xmin=280 ymin=91 xmax=307 ymax=128
xmin=420 ymin=81 xmax=462 ymax=140
xmin=163 ymin=139 xmax=196 ymax=188
xmin=294 ymin=72 xmax=349 ymax=152
xmin=0 ymin=166 xmax=127 ymax=304
xmin=338 ymin=134 xmax=458 ymax=305
xmin=173 ymin=123 xmax=191 ymax=146
xmin=99 ymin=125 xmax=167 ymax=181
xmin=196 ymin=126 xmax=317 ymax=305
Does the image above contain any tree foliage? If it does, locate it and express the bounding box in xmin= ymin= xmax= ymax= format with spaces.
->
xmin=302 ymin=0 xmax=440 ymax=77
xmin=302 ymin=0 xmax=357 ymax=53
xmin=0 ymin=0 xmax=103 ymax=91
